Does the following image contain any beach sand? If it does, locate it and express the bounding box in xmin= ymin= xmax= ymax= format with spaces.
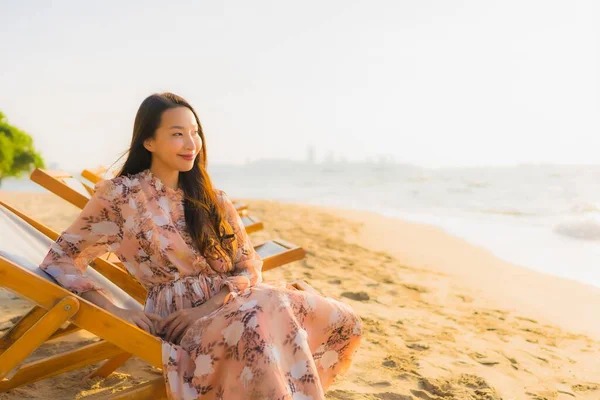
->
xmin=0 ymin=191 xmax=599 ymax=399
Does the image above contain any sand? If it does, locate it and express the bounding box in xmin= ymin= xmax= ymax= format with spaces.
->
xmin=0 ymin=191 xmax=599 ymax=399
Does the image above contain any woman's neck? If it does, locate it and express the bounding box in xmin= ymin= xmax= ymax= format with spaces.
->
xmin=149 ymin=164 xmax=179 ymax=191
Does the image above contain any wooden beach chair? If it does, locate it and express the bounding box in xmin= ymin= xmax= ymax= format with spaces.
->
xmin=0 ymin=202 xmax=308 ymax=398
xmin=82 ymin=166 xmax=249 ymax=212
xmin=0 ymin=203 xmax=165 ymax=397
xmin=31 ymin=169 xmax=262 ymax=234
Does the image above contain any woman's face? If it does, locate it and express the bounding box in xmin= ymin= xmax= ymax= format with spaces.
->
xmin=144 ymin=107 xmax=203 ymax=172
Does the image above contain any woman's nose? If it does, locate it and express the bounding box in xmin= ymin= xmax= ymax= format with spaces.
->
xmin=184 ymin=135 xmax=196 ymax=150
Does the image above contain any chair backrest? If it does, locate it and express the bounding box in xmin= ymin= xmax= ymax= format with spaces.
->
xmin=62 ymin=177 xmax=92 ymax=198
xmin=81 ymin=166 xmax=113 ymax=185
xmin=30 ymin=169 xmax=93 ymax=209
xmin=0 ymin=204 xmax=141 ymax=310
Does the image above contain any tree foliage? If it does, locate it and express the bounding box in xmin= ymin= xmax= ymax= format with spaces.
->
xmin=0 ymin=111 xmax=45 ymax=186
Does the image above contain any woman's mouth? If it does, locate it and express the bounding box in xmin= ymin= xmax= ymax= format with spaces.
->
xmin=178 ymin=154 xmax=195 ymax=161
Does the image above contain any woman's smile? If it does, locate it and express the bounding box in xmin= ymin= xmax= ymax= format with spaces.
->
xmin=178 ymin=154 xmax=195 ymax=161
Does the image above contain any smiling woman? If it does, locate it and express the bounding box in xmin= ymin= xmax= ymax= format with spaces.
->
xmin=38 ymin=92 xmax=364 ymax=399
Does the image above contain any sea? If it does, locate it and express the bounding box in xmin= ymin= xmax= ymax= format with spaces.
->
xmin=3 ymin=162 xmax=599 ymax=288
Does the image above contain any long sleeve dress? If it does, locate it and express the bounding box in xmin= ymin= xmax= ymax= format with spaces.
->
xmin=39 ymin=168 xmax=363 ymax=400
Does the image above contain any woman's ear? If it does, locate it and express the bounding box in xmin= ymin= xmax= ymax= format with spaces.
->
xmin=143 ymin=138 xmax=154 ymax=152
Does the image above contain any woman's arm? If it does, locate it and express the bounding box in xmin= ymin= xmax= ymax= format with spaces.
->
xmin=40 ymin=179 xmax=123 ymax=296
xmin=39 ymin=179 xmax=160 ymax=333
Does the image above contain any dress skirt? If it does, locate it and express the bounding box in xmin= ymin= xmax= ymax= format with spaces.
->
xmin=155 ymin=280 xmax=363 ymax=399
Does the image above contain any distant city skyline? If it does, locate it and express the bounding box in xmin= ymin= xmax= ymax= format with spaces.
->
xmin=302 ymin=145 xmax=397 ymax=165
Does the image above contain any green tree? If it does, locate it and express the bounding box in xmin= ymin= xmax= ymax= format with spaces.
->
xmin=0 ymin=111 xmax=45 ymax=187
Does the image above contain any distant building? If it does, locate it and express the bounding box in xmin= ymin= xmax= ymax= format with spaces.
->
xmin=324 ymin=151 xmax=335 ymax=164
xmin=377 ymin=154 xmax=396 ymax=164
xmin=306 ymin=145 xmax=316 ymax=164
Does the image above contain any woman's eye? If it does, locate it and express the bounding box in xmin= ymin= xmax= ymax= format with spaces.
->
xmin=172 ymin=132 xmax=199 ymax=136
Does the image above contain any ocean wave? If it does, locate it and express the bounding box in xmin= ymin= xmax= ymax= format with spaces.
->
xmin=553 ymin=216 xmax=600 ymax=241
xmin=466 ymin=181 xmax=488 ymax=188
xmin=476 ymin=209 xmax=541 ymax=217
xmin=571 ymin=201 xmax=600 ymax=214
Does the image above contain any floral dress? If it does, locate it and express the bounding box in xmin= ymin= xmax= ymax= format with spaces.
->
xmin=39 ymin=169 xmax=363 ymax=399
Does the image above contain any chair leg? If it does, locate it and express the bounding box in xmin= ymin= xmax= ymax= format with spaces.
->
xmin=0 ymin=297 xmax=80 ymax=379
xmin=0 ymin=306 xmax=47 ymax=355
xmin=87 ymin=352 xmax=132 ymax=378
xmin=1 ymin=307 xmax=82 ymax=354
xmin=48 ymin=323 xmax=81 ymax=341
xmin=0 ymin=340 xmax=121 ymax=392
xmin=106 ymin=377 xmax=167 ymax=399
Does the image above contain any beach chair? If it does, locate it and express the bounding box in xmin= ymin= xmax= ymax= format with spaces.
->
xmin=0 ymin=202 xmax=308 ymax=398
xmin=31 ymin=169 xmax=262 ymax=234
xmin=0 ymin=202 xmax=165 ymax=397
xmin=82 ymin=166 xmax=249 ymax=212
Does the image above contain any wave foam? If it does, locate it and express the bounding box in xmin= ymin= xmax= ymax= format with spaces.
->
xmin=553 ymin=216 xmax=600 ymax=241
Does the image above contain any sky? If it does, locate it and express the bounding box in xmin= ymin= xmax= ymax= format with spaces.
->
xmin=1 ymin=0 xmax=598 ymax=170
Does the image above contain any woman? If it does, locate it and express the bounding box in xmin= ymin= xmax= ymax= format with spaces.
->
xmin=39 ymin=92 xmax=363 ymax=399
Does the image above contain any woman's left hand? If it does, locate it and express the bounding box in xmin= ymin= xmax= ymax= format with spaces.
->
xmin=157 ymin=301 xmax=217 ymax=343
xmin=290 ymin=279 xmax=322 ymax=296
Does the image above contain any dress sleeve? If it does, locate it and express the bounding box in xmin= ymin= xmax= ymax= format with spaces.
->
xmin=218 ymin=190 xmax=263 ymax=304
xmin=39 ymin=179 xmax=124 ymax=296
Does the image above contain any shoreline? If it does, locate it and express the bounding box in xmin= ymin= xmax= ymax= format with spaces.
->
xmin=324 ymin=204 xmax=600 ymax=341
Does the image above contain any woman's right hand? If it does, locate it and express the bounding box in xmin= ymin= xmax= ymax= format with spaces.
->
xmin=79 ymin=290 xmax=163 ymax=335
xmin=112 ymin=307 xmax=162 ymax=335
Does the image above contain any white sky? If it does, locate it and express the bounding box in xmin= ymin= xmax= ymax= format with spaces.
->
xmin=1 ymin=0 xmax=598 ymax=169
